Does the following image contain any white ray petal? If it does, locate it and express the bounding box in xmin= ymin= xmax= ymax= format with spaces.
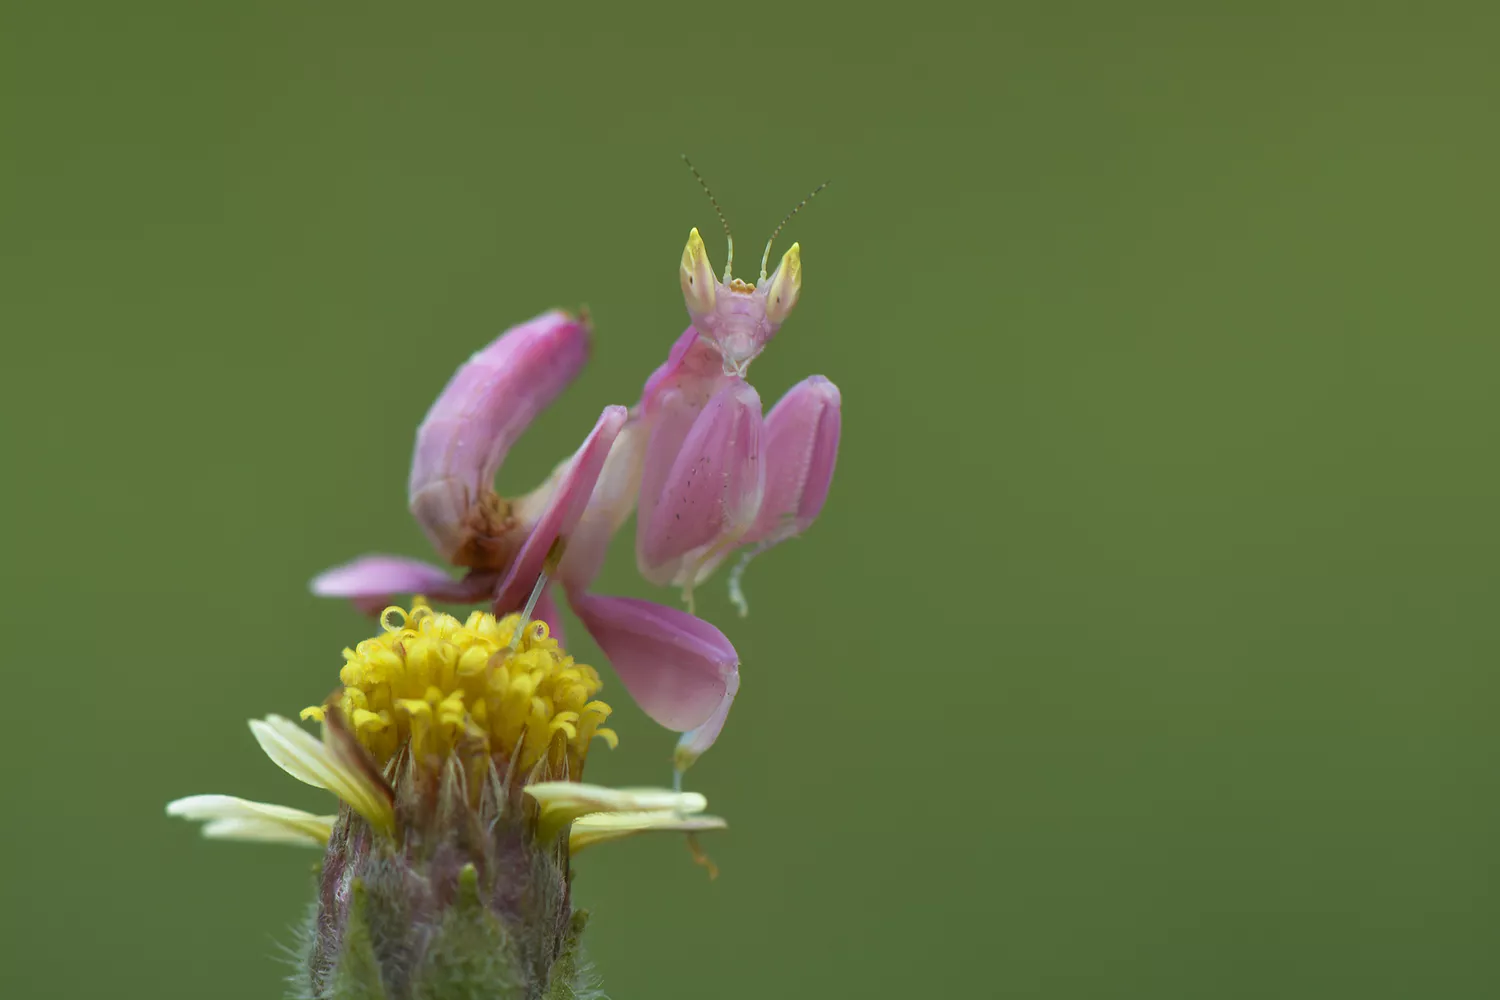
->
xmin=167 ymin=794 xmax=335 ymax=846
xmin=569 ymin=811 xmax=727 ymax=853
xmin=249 ymin=715 xmax=339 ymax=791
xmin=248 ymin=715 xmax=393 ymax=831
xmin=525 ymin=782 xmax=708 ymax=841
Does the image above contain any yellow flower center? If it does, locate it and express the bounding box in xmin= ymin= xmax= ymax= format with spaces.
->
xmin=302 ymin=601 xmax=616 ymax=777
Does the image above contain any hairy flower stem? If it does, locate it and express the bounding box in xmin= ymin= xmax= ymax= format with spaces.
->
xmin=300 ymin=763 xmax=596 ymax=1000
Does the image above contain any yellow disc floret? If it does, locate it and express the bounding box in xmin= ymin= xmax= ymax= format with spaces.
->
xmin=302 ymin=601 xmax=617 ymax=777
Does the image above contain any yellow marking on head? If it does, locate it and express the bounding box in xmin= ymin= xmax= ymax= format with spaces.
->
xmin=765 ymin=242 xmax=802 ymax=323
xmin=681 ymin=227 xmax=717 ymax=313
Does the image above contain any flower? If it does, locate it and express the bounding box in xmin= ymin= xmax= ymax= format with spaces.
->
xmin=170 ymin=181 xmax=841 ymax=995
xmin=168 ymin=601 xmax=723 ymax=999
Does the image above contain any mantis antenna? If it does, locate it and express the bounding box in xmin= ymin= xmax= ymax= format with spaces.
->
xmin=761 ymin=180 xmax=830 ymax=283
xmin=681 ymin=154 xmax=735 ymax=281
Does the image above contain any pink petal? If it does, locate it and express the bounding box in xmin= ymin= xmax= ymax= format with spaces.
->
xmin=566 ymin=591 xmax=738 ymax=732
xmin=309 ymin=556 xmax=496 ymax=613
xmin=743 ymin=375 xmax=841 ymax=547
xmin=491 ymin=405 xmax=627 ymax=613
xmin=674 ymin=670 xmax=740 ymax=771
xmin=407 ymin=310 xmax=590 ymax=564
xmin=636 ymin=380 xmax=765 ymax=586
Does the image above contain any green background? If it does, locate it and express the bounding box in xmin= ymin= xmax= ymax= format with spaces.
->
xmin=3 ymin=3 xmax=1496 ymax=997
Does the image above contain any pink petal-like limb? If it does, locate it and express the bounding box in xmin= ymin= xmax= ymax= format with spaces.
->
xmin=745 ymin=376 xmax=841 ymax=545
xmin=555 ymin=419 xmax=649 ymax=593
xmin=491 ymin=405 xmax=627 ymax=614
xmin=407 ymin=310 xmax=591 ymax=567
xmin=558 ymin=323 xmax=731 ymax=594
xmin=566 ymin=590 xmax=739 ymax=734
xmin=640 ymin=325 xmax=724 ymax=415
xmin=310 ymin=555 xmax=497 ymax=614
xmin=636 ymin=380 xmax=765 ymax=589
xmin=719 ymin=376 xmax=842 ymax=615
xmin=672 ymin=670 xmax=740 ymax=775
xmin=633 ymin=389 xmax=696 ymax=570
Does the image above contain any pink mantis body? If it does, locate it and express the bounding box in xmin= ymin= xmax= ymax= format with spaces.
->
xmin=625 ymin=179 xmax=837 ymax=613
xmin=568 ymin=175 xmax=842 ymax=771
